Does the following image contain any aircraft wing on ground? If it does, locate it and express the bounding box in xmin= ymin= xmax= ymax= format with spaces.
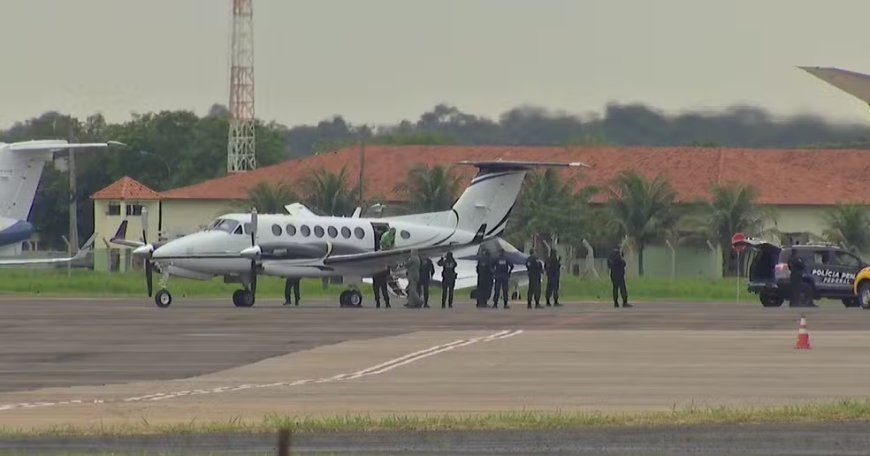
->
xmin=7 ymin=140 xmax=124 ymax=153
xmin=0 ymin=233 xmax=96 ymax=266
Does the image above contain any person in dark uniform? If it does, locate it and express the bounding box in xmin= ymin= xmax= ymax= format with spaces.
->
xmin=544 ymin=249 xmax=562 ymax=307
xmin=492 ymin=249 xmax=514 ymax=309
xmin=525 ymin=249 xmax=544 ymax=309
xmin=787 ymin=248 xmax=808 ymax=307
xmin=372 ymin=268 xmax=391 ymax=308
xmin=438 ymin=252 xmax=457 ymax=308
xmin=607 ymin=248 xmax=630 ymax=308
xmin=475 ymin=250 xmax=493 ymax=308
xmin=283 ymin=277 xmax=301 ymax=306
xmin=418 ymin=256 xmax=435 ymax=308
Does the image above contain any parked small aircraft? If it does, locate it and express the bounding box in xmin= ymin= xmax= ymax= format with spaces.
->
xmin=111 ymin=160 xmax=586 ymax=308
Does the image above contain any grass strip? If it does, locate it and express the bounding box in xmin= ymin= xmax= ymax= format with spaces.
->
xmin=3 ymin=399 xmax=870 ymax=438
xmin=0 ymin=269 xmax=762 ymax=302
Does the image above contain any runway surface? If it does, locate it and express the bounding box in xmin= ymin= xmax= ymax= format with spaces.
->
xmin=1 ymin=297 xmax=867 ymax=392
xmin=2 ymin=297 xmax=869 ymax=454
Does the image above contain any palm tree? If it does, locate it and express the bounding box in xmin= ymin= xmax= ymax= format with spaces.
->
xmin=511 ymin=169 xmax=590 ymax=254
xmin=607 ymin=171 xmax=679 ymax=276
xmin=394 ymin=165 xmax=462 ymax=212
xmin=301 ymin=167 xmax=358 ymax=216
xmin=703 ymin=184 xmax=774 ymax=275
xmin=242 ymin=181 xmax=298 ymax=213
xmin=823 ymin=203 xmax=870 ymax=253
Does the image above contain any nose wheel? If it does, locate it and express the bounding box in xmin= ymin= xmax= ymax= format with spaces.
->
xmin=339 ymin=289 xmax=363 ymax=307
xmin=232 ymin=289 xmax=255 ymax=307
xmin=155 ymin=289 xmax=172 ymax=308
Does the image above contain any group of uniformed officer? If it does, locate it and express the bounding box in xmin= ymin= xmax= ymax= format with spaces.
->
xmin=473 ymin=248 xmax=563 ymax=309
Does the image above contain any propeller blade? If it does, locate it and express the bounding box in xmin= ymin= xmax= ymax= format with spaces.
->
xmin=141 ymin=207 xmax=149 ymax=244
xmin=250 ymin=207 xmax=258 ymax=247
xmin=145 ymin=260 xmax=153 ymax=297
xmin=249 ymin=259 xmax=258 ymax=301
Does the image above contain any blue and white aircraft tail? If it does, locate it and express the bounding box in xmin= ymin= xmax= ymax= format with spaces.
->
xmin=0 ymin=139 xmax=121 ymax=260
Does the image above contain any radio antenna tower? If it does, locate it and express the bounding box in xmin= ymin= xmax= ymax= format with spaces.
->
xmin=227 ymin=0 xmax=256 ymax=173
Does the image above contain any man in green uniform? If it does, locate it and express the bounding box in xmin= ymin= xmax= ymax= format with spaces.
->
xmin=380 ymin=227 xmax=396 ymax=250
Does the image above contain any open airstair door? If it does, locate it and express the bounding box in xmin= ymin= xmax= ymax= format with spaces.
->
xmin=371 ymin=222 xmax=389 ymax=251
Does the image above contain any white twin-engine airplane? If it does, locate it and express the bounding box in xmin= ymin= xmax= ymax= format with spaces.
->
xmin=0 ymin=139 xmax=121 ymax=264
xmin=111 ymin=160 xmax=587 ymax=308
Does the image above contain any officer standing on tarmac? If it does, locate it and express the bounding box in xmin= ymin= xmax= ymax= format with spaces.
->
xmin=372 ymin=268 xmax=391 ymax=308
xmin=545 ymin=249 xmax=562 ymax=307
xmin=405 ymin=250 xmax=424 ymax=308
xmin=492 ymin=249 xmax=514 ymax=309
xmin=283 ymin=277 xmax=301 ymax=306
xmin=475 ymin=249 xmax=494 ymax=308
xmin=607 ymin=248 xmax=630 ymax=308
xmin=787 ymin=248 xmax=809 ymax=307
xmin=438 ymin=252 xmax=457 ymax=308
xmin=525 ymin=249 xmax=544 ymax=309
xmin=418 ymin=256 xmax=435 ymax=308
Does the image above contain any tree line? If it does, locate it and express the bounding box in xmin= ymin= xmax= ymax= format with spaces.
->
xmin=1 ymin=102 xmax=868 ymax=250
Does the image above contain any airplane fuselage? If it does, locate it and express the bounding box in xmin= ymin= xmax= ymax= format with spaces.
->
xmin=152 ymin=212 xmax=470 ymax=279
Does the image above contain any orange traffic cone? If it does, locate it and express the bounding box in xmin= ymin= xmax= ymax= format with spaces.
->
xmin=794 ymin=315 xmax=811 ymax=350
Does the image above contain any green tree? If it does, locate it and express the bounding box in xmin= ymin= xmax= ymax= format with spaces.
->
xmin=244 ymin=182 xmax=298 ymax=214
xmin=394 ymin=165 xmax=462 ymax=212
xmin=607 ymin=171 xmax=679 ymax=276
xmin=701 ymin=184 xmax=774 ymax=275
xmin=301 ymin=167 xmax=358 ymax=216
xmin=823 ymin=204 xmax=870 ymax=253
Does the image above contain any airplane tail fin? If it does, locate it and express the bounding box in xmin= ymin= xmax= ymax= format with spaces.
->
xmin=449 ymin=160 xmax=589 ymax=239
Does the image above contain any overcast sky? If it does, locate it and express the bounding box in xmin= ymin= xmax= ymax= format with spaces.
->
xmin=1 ymin=0 xmax=868 ymax=129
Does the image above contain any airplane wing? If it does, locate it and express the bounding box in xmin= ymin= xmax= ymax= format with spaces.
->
xmin=7 ymin=140 xmax=124 ymax=153
xmin=322 ymin=242 xmax=470 ymax=271
xmin=0 ymin=233 xmax=96 ymax=266
xmin=284 ymin=203 xmax=318 ymax=217
xmin=108 ymin=220 xmax=146 ymax=248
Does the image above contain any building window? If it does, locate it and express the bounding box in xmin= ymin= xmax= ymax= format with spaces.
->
xmin=400 ymin=230 xmax=410 ymax=239
xmin=286 ymin=224 xmax=296 ymax=236
xmin=314 ymin=226 xmax=324 ymax=238
xmin=341 ymin=227 xmax=351 ymax=239
xmin=354 ymin=227 xmax=365 ymax=239
xmin=327 ymin=226 xmax=338 ymax=238
xmin=301 ymin=225 xmax=311 ymax=237
xmin=271 ymin=224 xmax=282 ymax=236
xmin=107 ymin=203 xmax=121 ymax=216
xmin=125 ymin=204 xmax=143 ymax=216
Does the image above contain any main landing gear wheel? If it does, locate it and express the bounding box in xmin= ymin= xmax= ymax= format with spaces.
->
xmin=339 ymin=289 xmax=363 ymax=307
xmin=155 ymin=289 xmax=172 ymax=308
xmin=232 ymin=289 xmax=255 ymax=308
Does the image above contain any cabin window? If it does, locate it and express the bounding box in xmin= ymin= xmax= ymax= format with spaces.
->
xmin=286 ymin=224 xmax=296 ymax=236
xmin=300 ymin=225 xmax=311 ymax=237
xmin=233 ymin=225 xmax=243 ymax=235
xmin=271 ymin=224 xmax=282 ymax=236
xmin=400 ymin=230 xmax=410 ymax=239
xmin=327 ymin=226 xmax=338 ymax=238
xmin=125 ymin=204 xmax=143 ymax=216
xmin=354 ymin=227 xmax=365 ymax=239
xmin=341 ymin=227 xmax=351 ymax=239
xmin=106 ymin=203 xmax=121 ymax=216
xmin=314 ymin=226 xmax=325 ymax=238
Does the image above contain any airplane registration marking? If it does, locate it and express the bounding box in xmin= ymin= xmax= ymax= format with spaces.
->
xmin=0 ymin=329 xmax=523 ymax=412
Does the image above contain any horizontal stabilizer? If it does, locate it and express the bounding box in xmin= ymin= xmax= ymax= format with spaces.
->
xmin=456 ymin=159 xmax=590 ymax=171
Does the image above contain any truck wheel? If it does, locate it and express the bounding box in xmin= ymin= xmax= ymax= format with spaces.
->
xmin=859 ymin=282 xmax=870 ymax=309
xmin=842 ymin=297 xmax=860 ymax=308
xmin=760 ymin=294 xmax=783 ymax=307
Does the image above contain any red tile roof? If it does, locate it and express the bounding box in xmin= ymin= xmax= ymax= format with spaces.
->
xmin=153 ymin=146 xmax=870 ymax=206
xmin=91 ymin=176 xmax=161 ymax=201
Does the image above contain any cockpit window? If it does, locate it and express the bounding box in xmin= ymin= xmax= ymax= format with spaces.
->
xmin=210 ymin=219 xmax=240 ymax=234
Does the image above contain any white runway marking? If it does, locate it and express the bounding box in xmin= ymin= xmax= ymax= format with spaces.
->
xmin=0 ymin=329 xmax=523 ymax=412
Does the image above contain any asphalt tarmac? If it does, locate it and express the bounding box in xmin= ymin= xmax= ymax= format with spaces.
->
xmin=0 ymin=297 xmax=866 ymax=392
xmin=1 ymin=297 xmax=869 ymax=455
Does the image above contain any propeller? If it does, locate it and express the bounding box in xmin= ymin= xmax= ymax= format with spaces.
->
xmin=249 ymin=207 xmax=258 ymax=301
xmin=141 ymin=207 xmax=154 ymax=297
